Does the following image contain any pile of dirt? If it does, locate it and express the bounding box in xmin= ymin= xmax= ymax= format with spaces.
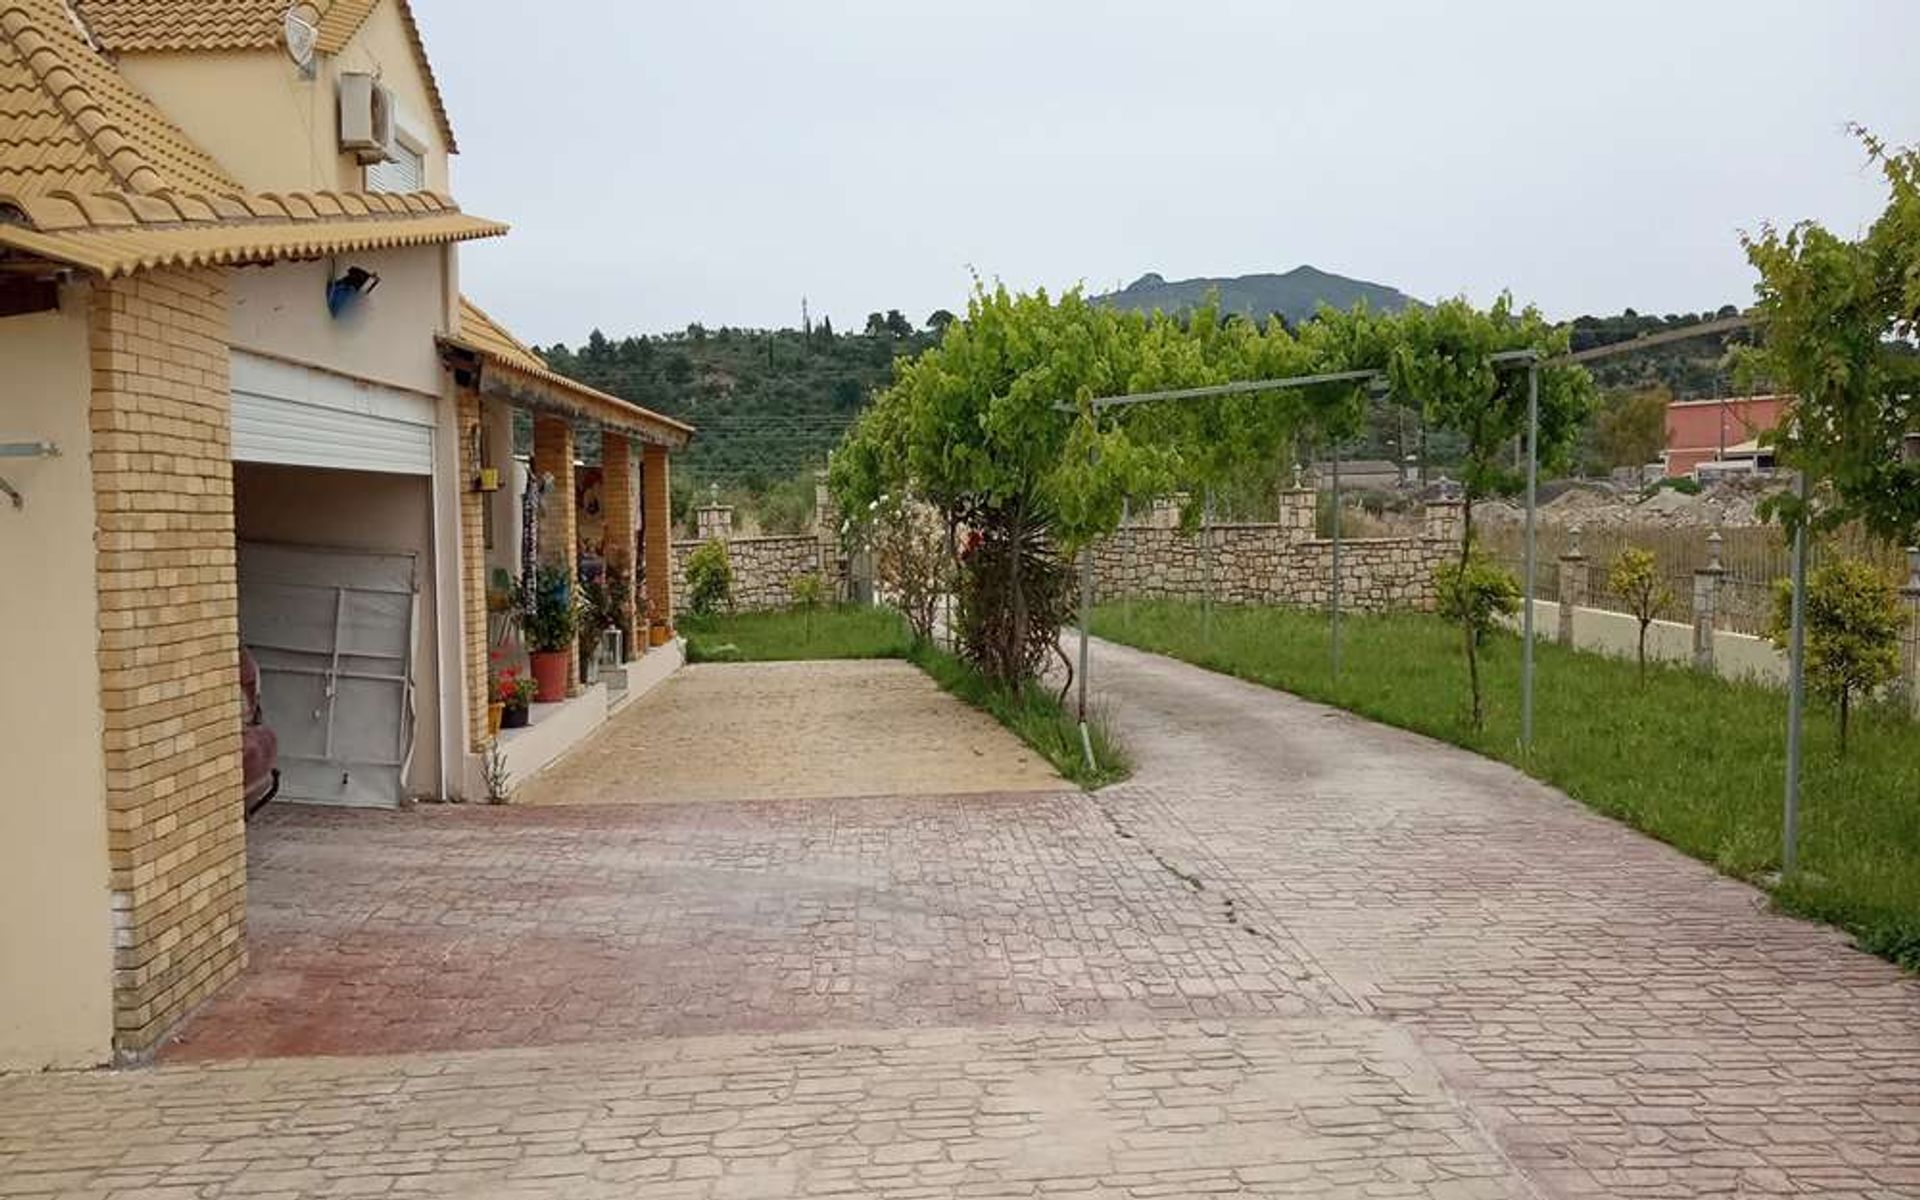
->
xmin=1476 ymin=478 xmax=1786 ymax=530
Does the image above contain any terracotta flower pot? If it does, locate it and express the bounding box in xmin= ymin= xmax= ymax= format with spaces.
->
xmin=528 ymin=650 xmax=570 ymax=703
xmin=487 ymin=702 xmax=505 ymax=737
xmin=648 ymin=624 xmax=669 ymax=648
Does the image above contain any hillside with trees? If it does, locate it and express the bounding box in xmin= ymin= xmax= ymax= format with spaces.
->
xmin=536 ymin=313 xmax=940 ymax=522
xmin=1096 ymin=266 xmax=1421 ymax=325
xmin=535 ymin=289 xmax=1760 ymax=524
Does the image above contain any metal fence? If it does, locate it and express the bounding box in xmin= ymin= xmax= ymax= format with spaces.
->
xmin=1480 ymin=522 xmax=1913 ymax=641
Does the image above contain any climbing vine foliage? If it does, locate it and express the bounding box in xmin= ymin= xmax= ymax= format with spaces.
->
xmin=832 ymin=283 xmax=1593 ymax=694
xmin=1740 ymin=129 xmax=1920 ymax=545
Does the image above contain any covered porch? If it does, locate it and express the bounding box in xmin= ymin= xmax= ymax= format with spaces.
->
xmin=440 ymin=299 xmax=694 ymax=796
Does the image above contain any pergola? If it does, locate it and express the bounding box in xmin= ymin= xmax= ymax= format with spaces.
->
xmin=439 ymin=300 xmax=693 ymax=752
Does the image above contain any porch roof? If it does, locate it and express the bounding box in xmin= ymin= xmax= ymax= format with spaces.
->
xmin=0 ymin=188 xmax=506 ymax=276
xmin=444 ymin=297 xmax=695 ymax=450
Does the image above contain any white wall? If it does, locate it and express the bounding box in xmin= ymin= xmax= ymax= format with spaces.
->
xmin=1509 ymin=599 xmax=1789 ymax=685
xmin=229 ymin=247 xmax=451 ymax=399
xmin=0 ymin=287 xmax=115 ymax=1069
xmin=111 ymin=0 xmax=452 ymax=197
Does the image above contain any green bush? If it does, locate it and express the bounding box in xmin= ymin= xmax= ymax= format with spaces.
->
xmin=514 ymin=564 xmax=578 ymax=653
xmin=1643 ymin=476 xmax=1701 ymax=497
xmin=1770 ymin=559 xmax=1906 ymax=753
xmin=685 ymin=539 xmax=734 ymax=615
xmin=788 ymin=572 xmax=826 ymax=611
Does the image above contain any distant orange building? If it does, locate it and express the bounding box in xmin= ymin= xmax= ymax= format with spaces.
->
xmin=1665 ymin=395 xmax=1790 ymax=477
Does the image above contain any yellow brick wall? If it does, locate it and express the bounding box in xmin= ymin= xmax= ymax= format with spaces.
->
xmin=530 ymin=414 xmax=579 ymax=692
xmin=456 ymin=388 xmax=490 ymax=749
xmin=88 ymin=268 xmax=246 ymax=1055
xmin=600 ymin=434 xmax=637 ymax=659
xmin=643 ymin=443 xmax=674 ymax=629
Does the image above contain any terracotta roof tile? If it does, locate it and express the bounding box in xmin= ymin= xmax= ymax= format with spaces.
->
xmin=449 ymin=298 xmax=696 ymax=447
xmin=72 ymin=0 xmax=457 ymax=150
xmin=0 ymin=186 xmax=506 ymax=275
xmin=0 ymin=0 xmax=241 ymax=196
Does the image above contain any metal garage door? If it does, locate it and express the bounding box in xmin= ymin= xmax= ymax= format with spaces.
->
xmin=238 ymin=542 xmax=418 ymax=809
xmin=230 ymin=352 xmax=435 ymax=475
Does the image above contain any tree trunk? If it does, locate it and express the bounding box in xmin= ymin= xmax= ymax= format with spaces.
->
xmin=1638 ymin=620 xmax=1649 ymax=681
xmin=1839 ymin=688 xmax=1851 ymax=755
xmin=1460 ymin=495 xmax=1482 ymax=730
xmin=1007 ymin=503 xmax=1029 ymax=687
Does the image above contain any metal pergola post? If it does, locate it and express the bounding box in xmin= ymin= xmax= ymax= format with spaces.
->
xmin=1202 ymin=486 xmax=1215 ymax=645
xmin=1782 ymin=469 xmax=1810 ymax=875
xmin=1521 ymin=363 xmax=1539 ymax=749
xmin=1330 ymin=440 xmax=1343 ymax=680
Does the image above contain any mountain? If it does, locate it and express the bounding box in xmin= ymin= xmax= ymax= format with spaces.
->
xmin=1097 ymin=265 xmax=1423 ymax=325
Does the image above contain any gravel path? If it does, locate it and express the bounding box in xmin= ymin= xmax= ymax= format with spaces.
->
xmin=515 ymin=659 xmax=1064 ymax=805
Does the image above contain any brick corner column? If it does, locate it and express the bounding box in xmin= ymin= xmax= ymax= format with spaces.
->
xmin=1557 ymin=527 xmax=1587 ymax=648
xmin=90 ymin=268 xmax=246 ymax=1056
xmin=531 ymin=414 xmax=579 ymax=694
xmin=1693 ymin=529 xmax=1726 ymax=674
xmin=455 ymin=388 xmax=490 ymax=748
xmin=643 ymin=443 xmax=674 ymax=632
xmin=601 ymin=433 xmax=638 ymax=661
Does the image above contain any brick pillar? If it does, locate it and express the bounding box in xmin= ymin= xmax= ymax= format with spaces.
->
xmin=1423 ymin=499 xmax=1466 ymax=545
xmin=1693 ymin=530 xmax=1725 ymax=674
xmin=1902 ymin=546 xmax=1920 ymax=718
xmin=601 ymin=433 xmax=638 ymax=661
xmin=695 ymin=496 xmax=734 ymax=542
xmin=1277 ymin=487 xmax=1315 ymax=545
xmin=455 ymin=388 xmax=489 ymax=746
xmin=90 ymin=269 xmax=246 ymax=1056
xmin=1557 ymin=527 xmax=1587 ymax=648
xmin=643 ymin=443 xmax=674 ymax=631
xmin=531 ymin=414 xmax=579 ymax=693
xmin=814 ymin=467 xmax=843 ymax=600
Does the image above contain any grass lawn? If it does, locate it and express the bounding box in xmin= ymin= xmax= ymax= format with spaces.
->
xmin=681 ymin=605 xmax=913 ymax=662
xmin=1093 ymin=600 xmax=1920 ymax=970
xmin=909 ymin=643 xmax=1131 ymax=791
xmin=679 ymin=604 xmax=1131 ymax=789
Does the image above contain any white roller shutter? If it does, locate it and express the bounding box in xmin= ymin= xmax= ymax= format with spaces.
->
xmin=232 ymin=352 xmax=435 ymax=475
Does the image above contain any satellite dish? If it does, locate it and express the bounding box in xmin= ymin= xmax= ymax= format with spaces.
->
xmin=283 ymin=6 xmax=318 ymax=74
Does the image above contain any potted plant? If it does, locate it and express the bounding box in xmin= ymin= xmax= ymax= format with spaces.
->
xmin=495 ymin=668 xmax=537 ymax=729
xmin=644 ymin=594 xmax=670 ymax=648
xmin=515 ymin=564 xmax=579 ymax=703
xmin=577 ymin=571 xmax=628 ymax=684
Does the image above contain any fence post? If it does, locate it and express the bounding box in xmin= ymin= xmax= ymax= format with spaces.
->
xmin=1557 ymin=525 xmax=1586 ymax=648
xmin=1903 ymin=545 xmax=1920 ymax=719
xmin=1693 ymin=530 xmax=1725 ymax=674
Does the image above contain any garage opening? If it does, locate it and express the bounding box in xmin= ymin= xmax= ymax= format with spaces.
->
xmin=230 ymin=353 xmax=444 ymax=808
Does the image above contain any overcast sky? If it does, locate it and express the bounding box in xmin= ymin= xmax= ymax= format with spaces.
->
xmin=416 ymin=1 xmax=1918 ymax=346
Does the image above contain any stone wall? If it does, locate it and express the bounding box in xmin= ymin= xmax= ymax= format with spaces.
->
xmin=1087 ymin=492 xmax=1463 ymax=614
xmin=672 ymin=535 xmax=838 ymax=613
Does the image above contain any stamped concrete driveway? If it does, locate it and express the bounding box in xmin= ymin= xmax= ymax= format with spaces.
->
xmin=3 ymin=641 xmax=1917 ymax=1199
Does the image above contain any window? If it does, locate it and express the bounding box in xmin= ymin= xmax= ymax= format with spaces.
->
xmin=366 ymin=117 xmax=427 ymax=193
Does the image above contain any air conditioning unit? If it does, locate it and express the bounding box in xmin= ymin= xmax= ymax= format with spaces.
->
xmin=338 ymin=73 xmax=395 ymax=164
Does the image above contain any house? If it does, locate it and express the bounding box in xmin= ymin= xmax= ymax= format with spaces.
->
xmin=1665 ymin=394 xmax=1787 ymax=477
xmin=0 ymin=0 xmax=690 ymax=1070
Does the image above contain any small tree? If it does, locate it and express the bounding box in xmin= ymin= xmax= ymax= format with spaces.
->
xmin=1769 ymin=560 xmax=1904 ymax=753
xmin=1434 ymin=549 xmax=1522 ymax=728
xmin=1388 ymin=295 xmax=1595 ymax=729
xmin=788 ymin=571 xmax=825 ymax=642
xmin=1607 ymin=547 xmax=1673 ymax=679
xmin=685 ymin=539 xmax=733 ymax=615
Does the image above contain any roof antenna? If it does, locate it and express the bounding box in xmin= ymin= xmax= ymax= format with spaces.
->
xmin=284 ymin=3 xmax=319 ymax=78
